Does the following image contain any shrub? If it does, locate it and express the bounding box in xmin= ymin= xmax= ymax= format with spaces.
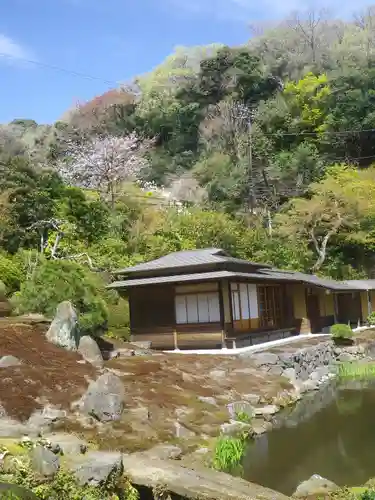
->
xmin=367 ymin=312 xmax=375 ymax=326
xmin=0 ymin=253 xmax=23 ymax=294
xmin=12 ymin=259 xmax=109 ymax=334
xmin=331 ymin=323 xmax=354 ymax=340
xmin=0 ymin=280 xmax=7 ymax=300
xmin=212 ymin=432 xmax=248 ymax=473
xmin=361 ymin=490 xmax=375 ymax=500
xmin=107 ymin=297 xmax=130 ymax=341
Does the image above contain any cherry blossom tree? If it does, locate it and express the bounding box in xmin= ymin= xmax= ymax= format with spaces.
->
xmin=59 ymin=133 xmax=149 ymax=207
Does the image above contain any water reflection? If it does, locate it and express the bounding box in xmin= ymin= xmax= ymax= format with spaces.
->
xmin=243 ymin=380 xmax=375 ymax=496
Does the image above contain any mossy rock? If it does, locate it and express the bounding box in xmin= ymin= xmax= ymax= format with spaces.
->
xmin=0 ymin=482 xmax=38 ymax=499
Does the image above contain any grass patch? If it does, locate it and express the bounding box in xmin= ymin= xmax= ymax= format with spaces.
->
xmin=212 ymin=432 xmax=249 ymax=474
xmin=337 ymin=362 xmax=375 ymax=380
xmin=234 ymin=411 xmax=252 ymax=424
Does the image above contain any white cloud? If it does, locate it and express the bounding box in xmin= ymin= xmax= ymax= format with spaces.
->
xmin=0 ymin=34 xmax=36 ymax=67
xmin=166 ymin=0 xmax=375 ymax=23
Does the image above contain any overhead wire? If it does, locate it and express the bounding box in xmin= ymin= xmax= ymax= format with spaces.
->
xmin=3 ymin=51 xmax=375 ymax=148
xmin=0 ymin=52 xmax=122 ymax=86
xmin=262 ymin=128 xmax=375 ymax=137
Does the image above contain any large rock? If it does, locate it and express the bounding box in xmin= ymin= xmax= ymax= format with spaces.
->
xmin=72 ymin=451 xmax=123 ymax=486
xmin=46 ymin=301 xmax=79 ymax=351
xmin=250 ymin=352 xmax=279 ymax=366
xmin=121 ymin=453 xmax=289 ymax=500
xmin=142 ymin=444 xmax=183 ymax=460
xmin=282 ymin=367 xmax=297 ymax=383
xmin=27 ymin=405 xmax=67 ymax=435
xmin=0 ymin=483 xmax=38 ymax=499
xmin=0 ymin=355 xmax=22 ymax=368
xmin=220 ymin=421 xmax=252 ymax=437
xmin=81 ymin=372 xmax=125 ymax=422
xmin=78 ymin=335 xmax=104 ymax=368
xmin=293 ymin=474 xmax=339 ymax=497
xmin=242 ymin=393 xmax=261 ymax=405
xmin=227 ymin=401 xmax=255 ymax=420
xmin=43 ymin=432 xmax=88 ymax=456
xmin=30 ymin=445 xmax=60 ymax=477
xmin=174 ymin=422 xmax=196 ymax=438
xmin=0 ymin=420 xmax=28 ymax=437
xmin=254 ymin=405 xmax=279 ymax=417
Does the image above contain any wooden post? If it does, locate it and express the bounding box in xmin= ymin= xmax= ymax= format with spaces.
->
xmin=333 ymin=294 xmax=338 ymax=324
xmin=219 ymin=281 xmax=226 ymax=349
xmin=173 ymin=329 xmax=178 ymax=351
xmin=368 ymin=290 xmax=372 ymax=316
xmin=221 ymin=329 xmax=225 ymax=349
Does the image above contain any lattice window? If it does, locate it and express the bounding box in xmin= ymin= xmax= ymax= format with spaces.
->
xmin=258 ymin=286 xmax=282 ymax=328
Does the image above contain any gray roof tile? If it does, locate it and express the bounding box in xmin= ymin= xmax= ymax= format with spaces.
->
xmin=115 ymin=248 xmax=271 ymax=275
xmin=108 ymin=270 xmax=296 ymax=289
xmin=108 ymin=268 xmax=359 ymax=291
xmin=111 ymin=247 xmax=360 ymax=292
xmin=261 ymin=269 xmax=355 ymax=291
xmin=343 ymin=279 xmax=375 ymax=290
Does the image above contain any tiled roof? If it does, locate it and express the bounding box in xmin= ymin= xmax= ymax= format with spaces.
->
xmin=115 ymin=248 xmax=271 ymax=275
xmin=110 ymin=247 xmax=361 ymax=291
xmin=343 ymin=279 xmax=375 ymax=290
xmin=108 ymin=270 xmax=298 ymax=289
xmin=261 ymin=269 xmax=356 ymax=291
xmin=108 ymin=267 xmax=360 ymax=291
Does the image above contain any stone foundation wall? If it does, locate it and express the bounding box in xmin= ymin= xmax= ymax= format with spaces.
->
xmin=230 ymin=329 xmax=294 ymax=349
xmin=241 ymin=340 xmax=372 ymax=393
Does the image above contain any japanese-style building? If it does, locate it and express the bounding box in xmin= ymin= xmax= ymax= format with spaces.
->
xmin=108 ymin=248 xmax=375 ymax=350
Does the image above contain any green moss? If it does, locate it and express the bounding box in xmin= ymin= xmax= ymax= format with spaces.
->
xmin=234 ymin=411 xmax=252 ymax=424
xmin=0 ymin=454 xmax=139 ymax=500
xmin=0 ymin=439 xmax=28 ymax=456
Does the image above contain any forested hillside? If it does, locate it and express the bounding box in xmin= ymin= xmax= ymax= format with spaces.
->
xmin=2 ymin=8 xmax=375 ymax=336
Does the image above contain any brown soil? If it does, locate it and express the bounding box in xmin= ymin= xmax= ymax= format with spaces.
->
xmin=2 ymin=319 xmax=336 ymax=454
xmin=0 ymin=320 xmax=95 ymax=421
xmin=58 ymin=350 xmax=293 ymax=452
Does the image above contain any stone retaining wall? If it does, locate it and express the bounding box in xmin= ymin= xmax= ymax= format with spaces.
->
xmin=242 ymin=340 xmax=371 ymax=393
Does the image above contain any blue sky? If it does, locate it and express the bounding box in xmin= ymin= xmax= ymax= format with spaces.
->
xmin=0 ymin=0 xmax=373 ymax=124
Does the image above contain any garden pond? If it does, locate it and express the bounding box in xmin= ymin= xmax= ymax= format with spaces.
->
xmin=243 ymin=380 xmax=375 ymax=496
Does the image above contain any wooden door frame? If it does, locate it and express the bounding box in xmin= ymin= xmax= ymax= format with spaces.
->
xmin=305 ymin=288 xmax=321 ymax=333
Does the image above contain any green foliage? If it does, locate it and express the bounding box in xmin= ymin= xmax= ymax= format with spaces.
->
xmin=0 ymin=280 xmax=7 ymax=299
xmin=106 ymin=297 xmax=130 ymax=341
xmin=0 ymin=157 xmax=65 ymax=253
xmin=337 ymin=362 xmax=375 ymax=381
xmin=0 ymin=254 xmax=22 ymax=294
xmin=367 ymin=312 xmax=375 ymax=326
xmin=234 ymin=411 xmax=252 ymax=424
xmin=361 ymin=490 xmax=375 ymax=500
xmin=0 ymin=488 xmax=29 ymax=500
xmin=329 ymin=488 xmax=375 ymax=499
xmin=5 ymin=18 xmax=375 ymax=325
xmin=212 ymin=433 xmax=248 ymax=473
xmin=331 ymin=324 xmax=354 ymax=340
xmin=0 ymin=455 xmax=139 ymax=500
xmin=59 ymin=187 xmax=110 ymax=245
xmin=12 ymin=260 xmax=108 ymax=334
